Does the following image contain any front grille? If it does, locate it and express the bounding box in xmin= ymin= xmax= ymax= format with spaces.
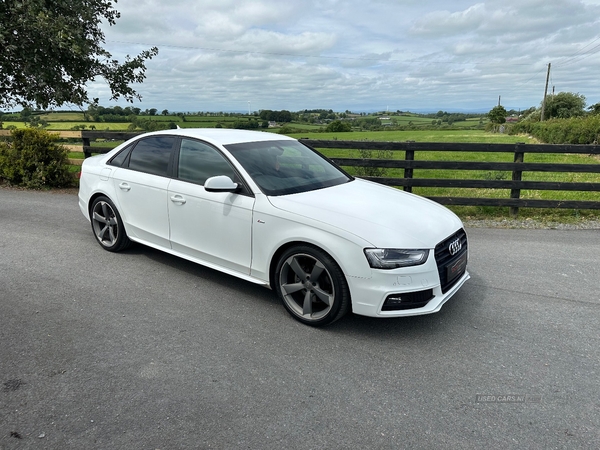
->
xmin=435 ymin=229 xmax=468 ymax=293
xmin=382 ymin=289 xmax=434 ymax=311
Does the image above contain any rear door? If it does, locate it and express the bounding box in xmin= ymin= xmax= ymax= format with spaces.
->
xmin=111 ymin=136 xmax=176 ymax=248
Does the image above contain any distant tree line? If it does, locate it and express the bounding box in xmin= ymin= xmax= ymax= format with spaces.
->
xmin=258 ymin=110 xmax=292 ymax=123
xmin=422 ymin=111 xmax=480 ymax=125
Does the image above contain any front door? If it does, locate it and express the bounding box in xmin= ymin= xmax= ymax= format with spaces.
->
xmin=167 ymin=138 xmax=255 ymax=274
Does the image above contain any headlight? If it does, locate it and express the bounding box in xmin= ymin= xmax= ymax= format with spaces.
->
xmin=364 ymin=248 xmax=429 ymax=269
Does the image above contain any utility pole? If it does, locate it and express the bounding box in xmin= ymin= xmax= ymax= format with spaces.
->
xmin=498 ymin=95 xmax=501 ymax=106
xmin=540 ymin=63 xmax=551 ymax=121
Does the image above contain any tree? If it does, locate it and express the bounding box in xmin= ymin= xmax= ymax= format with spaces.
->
xmin=20 ymin=107 xmax=33 ymax=123
xmin=544 ymin=92 xmax=586 ymax=119
xmin=325 ymin=120 xmax=352 ymax=132
xmin=27 ymin=116 xmax=48 ymax=128
xmin=259 ymin=110 xmax=272 ymax=120
xmin=162 ymin=109 xmax=169 ymax=116
xmin=588 ymin=102 xmax=600 ymax=115
xmin=0 ymin=0 xmax=158 ymax=109
xmin=277 ymin=110 xmax=292 ymax=123
xmin=488 ymin=105 xmax=507 ymax=124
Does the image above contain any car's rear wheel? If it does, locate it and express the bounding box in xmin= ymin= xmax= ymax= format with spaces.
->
xmin=90 ymin=196 xmax=131 ymax=252
xmin=275 ymin=245 xmax=350 ymax=326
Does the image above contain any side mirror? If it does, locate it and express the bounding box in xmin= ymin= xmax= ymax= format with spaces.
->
xmin=204 ymin=175 xmax=239 ymax=193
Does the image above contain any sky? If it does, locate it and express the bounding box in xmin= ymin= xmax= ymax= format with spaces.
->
xmin=87 ymin=0 xmax=600 ymax=113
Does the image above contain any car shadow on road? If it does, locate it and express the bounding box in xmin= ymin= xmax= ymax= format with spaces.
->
xmin=119 ymin=243 xmax=280 ymax=305
xmin=118 ymin=243 xmax=485 ymax=338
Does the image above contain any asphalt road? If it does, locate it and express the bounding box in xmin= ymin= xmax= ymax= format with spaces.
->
xmin=1 ymin=188 xmax=599 ymax=450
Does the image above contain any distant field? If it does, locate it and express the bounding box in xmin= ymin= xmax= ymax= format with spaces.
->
xmin=39 ymin=112 xmax=86 ymax=121
xmin=283 ymin=123 xmax=323 ymax=131
xmin=4 ymin=112 xmax=484 ymax=132
xmin=377 ymin=114 xmax=483 ymax=129
xmin=2 ymin=121 xmax=132 ymax=131
xmin=4 ymin=111 xmax=488 ymax=130
xmin=1 ymin=122 xmax=538 ymax=143
xmin=289 ymin=129 xmax=535 ymax=144
xmin=53 ymin=122 xmax=133 ymax=131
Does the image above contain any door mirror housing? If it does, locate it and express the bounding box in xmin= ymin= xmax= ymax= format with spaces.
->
xmin=204 ymin=175 xmax=239 ymax=193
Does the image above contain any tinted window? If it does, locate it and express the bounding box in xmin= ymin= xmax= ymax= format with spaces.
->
xmin=225 ymin=140 xmax=351 ymax=196
xmin=178 ymin=139 xmax=236 ymax=185
xmin=128 ymin=137 xmax=175 ymax=177
xmin=108 ymin=144 xmax=133 ymax=167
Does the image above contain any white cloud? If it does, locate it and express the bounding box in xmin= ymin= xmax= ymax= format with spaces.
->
xmin=87 ymin=0 xmax=600 ymax=112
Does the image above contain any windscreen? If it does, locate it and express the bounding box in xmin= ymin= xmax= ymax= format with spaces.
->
xmin=225 ymin=140 xmax=352 ymax=196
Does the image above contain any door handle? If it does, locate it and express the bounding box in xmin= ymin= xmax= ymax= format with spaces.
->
xmin=119 ymin=182 xmax=131 ymax=192
xmin=170 ymin=195 xmax=186 ymax=205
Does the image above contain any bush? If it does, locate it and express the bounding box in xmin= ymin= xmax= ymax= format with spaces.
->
xmin=325 ymin=120 xmax=352 ymax=132
xmin=509 ymin=115 xmax=600 ymax=144
xmin=233 ymin=119 xmax=259 ymax=129
xmin=0 ymin=128 xmax=73 ymax=188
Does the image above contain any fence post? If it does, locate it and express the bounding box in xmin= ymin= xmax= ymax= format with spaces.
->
xmin=82 ymin=130 xmax=91 ymax=159
xmin=404 ymin=141 xmax=415 ymax=193
xmin=510 ymin=143 xmax=525 ymax=217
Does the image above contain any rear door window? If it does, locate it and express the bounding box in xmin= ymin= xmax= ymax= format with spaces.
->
xmin=128 ymin=137 xmax=175 ymax=177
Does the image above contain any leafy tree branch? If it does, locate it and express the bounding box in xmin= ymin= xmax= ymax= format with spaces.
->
xmin=0 ymin=0 xmax=158 ymax=109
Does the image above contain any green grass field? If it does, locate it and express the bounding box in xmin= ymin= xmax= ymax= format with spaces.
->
xmin=294 ymin=130 xmax=599 ymax=221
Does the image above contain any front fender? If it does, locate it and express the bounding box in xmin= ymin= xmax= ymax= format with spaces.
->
xmin=250 ymin=195 xmax=373 ymax=282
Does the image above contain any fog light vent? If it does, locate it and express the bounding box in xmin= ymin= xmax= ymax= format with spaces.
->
xmin=382 ymin=289 xmax=434 ymax=311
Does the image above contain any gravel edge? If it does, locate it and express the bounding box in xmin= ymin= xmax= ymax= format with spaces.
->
xmin=462 ymin=218 xmax=600 ymax=230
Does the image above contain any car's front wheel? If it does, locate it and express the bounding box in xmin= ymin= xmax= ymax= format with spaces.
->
xmin=90 ymin=196 xmax=131 ymax=252
xmin=275 ymin=245 xmax=350 ymax=326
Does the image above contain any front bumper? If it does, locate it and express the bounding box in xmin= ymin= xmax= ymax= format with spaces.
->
xmin=348 ymin=269 xmax=470 ymax=318
xmin=348 ymin=229 xmax=470 ymax=318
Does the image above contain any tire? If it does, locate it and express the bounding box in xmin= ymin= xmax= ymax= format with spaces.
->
xmin=89 ymin=196 xmax=131 ymax=252
xmin=275 ymin=245 xmax=350 ymax=326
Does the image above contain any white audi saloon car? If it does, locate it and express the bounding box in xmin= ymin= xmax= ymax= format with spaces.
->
xmin=78 ymin=129 xmax=469 ymax=326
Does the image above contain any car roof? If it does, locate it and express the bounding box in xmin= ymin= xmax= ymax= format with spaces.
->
xmin=149 ymin=128 xmax=296 ymax=146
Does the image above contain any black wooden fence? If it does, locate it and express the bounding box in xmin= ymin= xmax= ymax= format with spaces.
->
xmin=17 ymin=130 xmax=597 ymax=217
xmin=300 ymin=140 xmax=600 ymax=216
